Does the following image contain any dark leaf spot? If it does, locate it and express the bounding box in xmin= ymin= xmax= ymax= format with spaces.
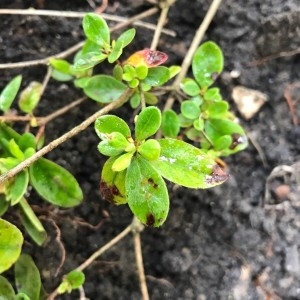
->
xmin=146 ymin=213 xmax=155 ymax=226
xmin=100 ymin=180 xmax=121 ymax=205
xmin=148 ymin=177 xmax=158 ymax=189
xmin=205 ymin=164 xmax=229 ymax=185
xmin=230 ymin=133 xmax=247 ymax=149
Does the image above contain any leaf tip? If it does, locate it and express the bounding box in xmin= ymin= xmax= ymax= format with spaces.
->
xmin=205 ymin=164 xmax=229 ymax=186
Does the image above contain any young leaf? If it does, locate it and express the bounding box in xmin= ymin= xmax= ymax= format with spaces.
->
xmin=116 ymin=28 xmax=136 ymax=49
xmin=143 ymin=66 xmax=170 ymax=87
xmin=58 ymin=270 xmax=85 ymax=294
xmin=126 ymin=155 xmax=169 ymax=227
xmin=95 ymin=115 xmax=131 ymax=138
xmin=0 ymin=275 xmax=16 ymax=299
xmin=84 ymin=75 xmax=127 ymax=103
xmin=151 ymin=139 xmax=229 ymax=188
xmin=82 ymin=13 xmax=110 ymax=47
xmin=14 ymin=254 xmax=41 ymax=300
xmin=161 ymin=109 xmax=180 ymax=138
xmin=137 ymin=139 xmax=161 ymax=161
xmin=112 ymin=151 xmax=134 ymax=172
xmin=181 ymin=78 xmax=200 ymax=96
xmin=73 ymin=52 xmax=107 ymax=71
xmin=135 ymin=106 xmax=161 ymax=142
xmin=181 ymin=100 xmax=201 ymax=120
xmin=192 ymin=41 xmax=223 ymax=89
xmin=29 ymin=158 xmax=83 ymax=207
xmin=100 ymin=156 xmax=127 ymax=205
xmin=108 ymin=39 xmax=123 ymax=63
xmin=207 ymin=100 xmax=229 ymax=117
xmin=51 ymin=69 xmax=74 ymax=82
xmin=19 ymin=198 xmax=47 ymax=246
xmin=0 ymin=75 xmax=22 ymax=112
xmin=49 ymin=58 xmax=73 ymax=74
xmin=0 ymin=219 xmax=23 ymax=274
xmin=143 ymin=92 xmax=158 ymax=105
xmin=129 ymin=92 xmax=141 ymax=108
xmin=135 ymin=65 xmax=148 ymax=80
xmin=18 ymin=133 xmax=36 ymax=152
xmin=6 ymin=170 xmax=29 ymax=206
xmin=18 ymin=81 xmax=42 ymax=114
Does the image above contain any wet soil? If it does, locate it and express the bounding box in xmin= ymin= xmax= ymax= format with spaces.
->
xmin=1 ymin=0 xmax=300 ymax=299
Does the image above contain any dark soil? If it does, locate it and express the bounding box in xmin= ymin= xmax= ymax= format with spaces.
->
xmin=1 ymin=0 xmax=300 ymax=299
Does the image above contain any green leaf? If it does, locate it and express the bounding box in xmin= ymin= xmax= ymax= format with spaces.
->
xmin=151 ymin=139 xmax=229 ymax=188
xmin=84 ymin=75 xmax=127 ymax=103
xmin=14 ymin=254 xmax=41 ymax=300
xmin=207 ymin=100 xmax=229 ymax=117
xmin=178 ymin=113 xmax=194 ymax=128
xmin=181 ymin=100 xmax=200 ymax=120
xmin=8 ymin=139 xmax=24 ymax=160
xmin=0 ymin=275 xmax=16 ymax=299
xmin=18 ymin=81 xmax=42 ymax=114
xmin=161 ymin=109 xmax=180 ymax=138
xmin=18 ymin=133 xmax=36 ymax=152
xmin=0 ymin=219 xmax=23 ymax=274
xmin=135 ymin=65 xmax=148 ymax=80
xmin=129 ymin=92 xmax=141 ymax=109
xmin=58 ymin=270 xmax=85 ymax=294
xmin=51 ymin=69 xmax=73 ymax=82
xmin=49 ymin=58 xmax=73 ymax=74
xmin=108 ymin=40 xmax=123 ymax=63
xmin=122 ymin=65 xmax=136 ymax=81
xmin=100 ymin=156 xmax=127 ymax=205
xmin=143 ymin=66 xmax=170 ymax=87
xmin=204 ymin=87 xmax=222 ymax=101
xmin=186 ymin=127 xmax=202 ymax=142
xmin=181 ymin=78 xmax=200 ymax=96
xmin=0 ymin=75 xmax=22 ymax=113
xmin=74 ymin=77 xmax=90 ymax=88
xmin=143 ymin=92 xmax=158 ymax=105
xmin=19 ymin=198 xmax=47 ymax=246
xmin=0 ymin=195 xmax=9 ymax=217
xmin=126 ymin=155 xmax=169 ymax=227
xmin=168 ymin=66 xmax=181 ymax=79
xmin=95 ymin=115 xmax=131 ymax=138
xmin=6 ymin=170 xmax=29 ymax=206
xmin=113 ymin=64 xmax=123 ymax=81
xmin=29 ymin=158 xmax=83 ymax=207
xmin=116 ymin=28 xmax=136 ymax=49
xmin=192 ymin=41 xmax=223 ymax=89
xmin=137 ymin=139 xmax=161 ymax=161
xmin=82 ymin=13 xmax=110 ymax=47
xmin=72 ymin=52 xmax=107 ymax=71
xmin=214 ymin=135 xmax=232 ymax=150
xmin=112 ymin=151 xmax=134 ymax=172
xmin=135 ymin=106 xmax=161 ymax=142
xmin=128 ymin=78 xmax=139 ymax=89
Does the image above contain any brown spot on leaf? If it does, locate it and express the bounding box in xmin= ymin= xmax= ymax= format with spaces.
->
xmin=230 ymin=133 xmax=247 ymax=150
xmin=146 ymin=214 xmax=155 ymax=226
xmin=148 ymin=177 xmax=158 ymax=189
xmin=205 ymin=164 xmax=229 ymax=185
xmin=100 ymin=180 xmax=121 ymax=205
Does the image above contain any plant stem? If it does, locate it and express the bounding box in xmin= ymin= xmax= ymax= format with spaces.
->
xmin=76 ymin=224 xmax=132 ymax=272
xmin=0 ymin=88 xmax=135 ymax=184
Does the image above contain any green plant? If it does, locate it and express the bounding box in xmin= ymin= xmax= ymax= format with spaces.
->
xmin=0 ymin=10 xmax=247 ymax=299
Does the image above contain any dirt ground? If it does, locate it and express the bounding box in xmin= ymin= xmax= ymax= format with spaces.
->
xmin=1 ymin=0 xmax=300 ymax=299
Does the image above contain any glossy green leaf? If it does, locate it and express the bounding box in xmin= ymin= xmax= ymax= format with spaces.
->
xmin=19 ymin=198 xmax=47 ymax=246
xmin=113 ymin=64 xmax=123 ymax=81
xmin=58 ymin=270 xmax=85 ymax=294
xmin=135 ymin=106 xmax=161 ymax=142
xmin=122 ymin=65 xmax=136 ymax=82
xmin=18 ymin=133 xmax=36 ymax=152
xmin=137 ymin=139 xmax=161 ymax=161
xmin=128 ymin=78 xmax=139 ymax=89
xmin=51 ymin=69 xmax=74 ymax=82
xmin=143 ymin=92 xmax=158 ymax=105
xmin=169 ymin=66 xmax=181 ymax=79
xmin=143 ymin=66 xmax=170 ymax=87
xmin=161 ymin=109 xmax=180 ymax=138
xmin=74 ymin=77 xmax=90 ymax=88
xmin=0 ymin=122 xmax=21 ymax=143
xmin=207 ymin=100 xmax=229 ymax=117
xmin=49 ymin=58 xmax=72 ymax=74
xmin=181 ymin=78 xmax=200 ymax=96
xmin=84 ymin=75 xmax=127 ymax=103
xmin=29 ymin=158 xmax=83 ymax=207
xmin=8 ymin=139 xmax=24 ymax=160
xmin=214 ymin=135 xmax=232 ymax=150
xmin=14 ymin=254 xmax=41 ymax=300
xmin=126 ymin=155 xmax=169 ymax=227
xmin=129 ymin=92 xmax=141 ymax=109
xmin=0 ymin=75 xmax=22 ymax=113
xmin=100 ymin=156 xmax=127 ymax=205
xmin=95 ymin=115 xmax=131 ymax=138
xmin=151 ymin=139 xmax=229 ymax=188
xmin=108 ymin=40 xmax=123 ymax=63
xmin=0 ymin=219 xmax=23 ymax=274
xmin=18 ymin=81 xmax=42 ymax=114
xmin=112 ymin=151 xmax=134 ymax=172
xmin=73 ymin=52 xmax=107 ymax=71
xmin=135 ymin=65 xmax=148 ymax=80
xmin=178 ymin=113 xmax=194 ymax=128
xmin=6 ymin=170 xmax=29 ymax=206
xmin=98 ymin=132 xmax=131 ymax=157
xmin=204 ymin=87 xmax=222 ymax=101
xmin=181 ymin=100 xmax=200 ymax=120
xmin=193 ymin=117 xmax=204 ymax=131
xmin=192 ymin=41 xmax=223 ymax=89
xmin=116 ymin=28 xmax=136 ymax=49
xmin=0 ymin=275 xmax=16 ymax=299
xmin=82 ymin=13 xmax=110 ymax=47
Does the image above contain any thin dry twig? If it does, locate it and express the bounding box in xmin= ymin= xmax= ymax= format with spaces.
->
xmin=283 ymin=82 xmax=300 ymax=126
xmin=164 ymin=0 xmax=223 ymax=110
xmin=0 ymin=7 xmax=175 ymax=69
xmin=0 ymin=88 xmax=134 ymax=184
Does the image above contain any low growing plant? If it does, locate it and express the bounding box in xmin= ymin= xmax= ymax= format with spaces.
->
xmin=0 ymin=11 xmax=247 ymax=299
